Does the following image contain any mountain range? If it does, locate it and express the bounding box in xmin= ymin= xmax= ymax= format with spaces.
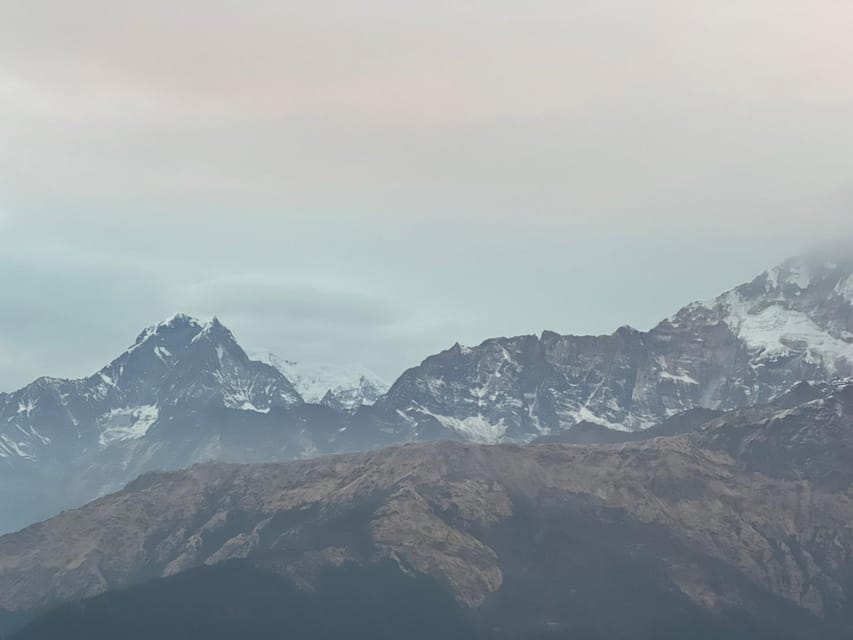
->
xmin=1 ymin=251 xmax=852 ymax=534
xmin=0 ymin=316 xmax=377 ymax=532
xmin=3 ymin=380 xmax=853 ymax=639
xmin=372 ymin=252 xmax=853 ymax=442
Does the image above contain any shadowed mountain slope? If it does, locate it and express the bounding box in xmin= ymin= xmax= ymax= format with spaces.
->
xmin=3 ymin=382 xmax=853 ymax=638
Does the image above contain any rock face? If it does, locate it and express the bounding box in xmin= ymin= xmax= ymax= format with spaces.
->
xmin=0 ymin=315 xmax=339 ymax=533
xmin=2 ymin=252 xmax=853 ymax=535
xmin=373 ymin=253 xmax=853 ymax=442
xmin=0 ymin=314 xmax=302 ymax=465
xmin=2 ymin=383 xmax=853 ymax=639
xmin=0 ymin=315 xmax=390 ymax=534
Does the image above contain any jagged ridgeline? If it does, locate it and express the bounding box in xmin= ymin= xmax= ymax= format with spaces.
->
xmin=3 ymin=381 xmax=853 ymax=638
xmin=1 ymin=252 xmax=852 ymax=534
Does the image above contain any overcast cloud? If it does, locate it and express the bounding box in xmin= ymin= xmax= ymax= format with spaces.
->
xmin=0 ymin=0 xmax=852 ymax=389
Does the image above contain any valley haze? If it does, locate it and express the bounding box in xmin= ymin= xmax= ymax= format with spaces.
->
xmin=3 ymin=1 xmax=853 ymax=638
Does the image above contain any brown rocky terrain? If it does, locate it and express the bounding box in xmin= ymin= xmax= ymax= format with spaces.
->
xmin=1 ymin=383 xmax=853 ymax=638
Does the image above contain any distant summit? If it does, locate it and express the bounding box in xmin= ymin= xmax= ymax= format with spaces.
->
xmin=2 ymin=252 xmax=853 ymax=533
xmin=249 ymin=349 xmax=388 ymax=411
xmin=370 ymin=252 xmax=853 ymax=441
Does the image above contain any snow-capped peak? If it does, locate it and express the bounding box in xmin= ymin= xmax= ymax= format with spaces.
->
xmin=131 ymin=313 xmax=204 ymax=350
xmin=675 ymin=253 xmax=853 ymax=377
xmin=248 ymin=349 xmax=388 ymax=410
xmin=190 ymin=316 xmax=236 ymax=345
xmin=764 ymin=259 xmax=811 ymax=291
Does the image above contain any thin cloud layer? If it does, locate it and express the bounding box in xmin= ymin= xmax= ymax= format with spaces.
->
xmin=0 ymin=1 xmax=851 ymax=389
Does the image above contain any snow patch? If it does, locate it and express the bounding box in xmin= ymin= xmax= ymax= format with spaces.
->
xmin=524 ymin=392 xmax=548 ymax=434
xmin=659 ymin=371 xmax=699 ymax=385
xmin=0 ymin=434 xmax=35 ymax=460
xmin=99 ymin=372 xmax=117 ymax=389
xmin=414 ymin=406 xmax=508 ymax=444
xmin=835 ymin=274 xmax=853 ymax=304
xmin=238 ymin=402 xmax=270 ymax=414
xmin=765 ymin=268 xmax=780 ymax=290
xmin=16 ymin=398 xmax=37 ymax=416
xmin=99 ymin=405 xmax=159 ymax=447
xmin=129 ymin=314 xmax=203 ymax=354
xmin=154 ymin=346 xmax=172 ymax=364
xmin=564 ymin=406 xmax=631 ymax=432
xmin=764 ymin=261 xmax=810 ymax=291
xmin=723 ymin=293 xmax=853 ymax=372
xmin=788 ymin=262 xmax=811 ymax=289
xmin=27 ymin=425 xmax=50 ymax=445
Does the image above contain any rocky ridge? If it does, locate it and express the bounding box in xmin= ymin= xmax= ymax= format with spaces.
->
xmin=2 ymin=252 xmax=852 ymax=536
xmin=373 ymin=253 xmax=853 ymax=442
xmin=2 ymin=382 xmax=853 ymax=638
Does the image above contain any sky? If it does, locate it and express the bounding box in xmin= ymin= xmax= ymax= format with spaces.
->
xmin=1 ymin=0 xmax=852 ymax=390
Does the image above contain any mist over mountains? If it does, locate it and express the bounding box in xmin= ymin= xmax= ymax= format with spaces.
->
xmin=5 ymin=1 xmax=853 ymax=635
xmin=1 ymin=252 xmax=852 ymax=534
xmin=0 ymin=249 xmax=852 ymax=638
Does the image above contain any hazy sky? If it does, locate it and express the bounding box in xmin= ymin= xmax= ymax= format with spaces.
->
xmin=1 ymin=0 xmax=852 ymax=389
